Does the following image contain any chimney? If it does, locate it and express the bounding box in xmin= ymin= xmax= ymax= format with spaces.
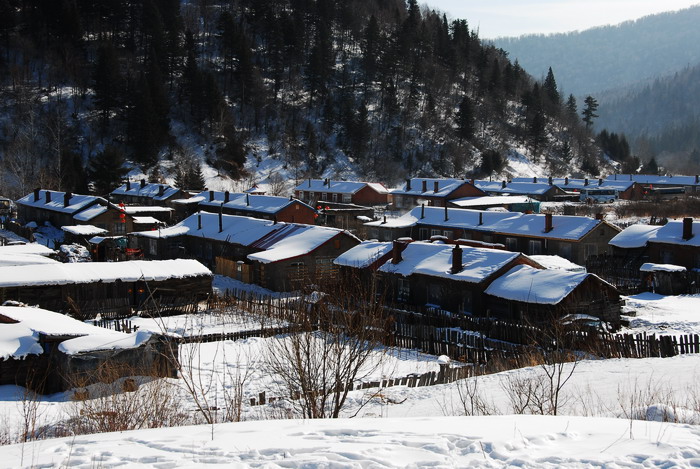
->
xmin=420 ymin=203 xmax=425 ymax=219
xmin=422 ymin=180 xmax=427 ymax=192
xmin=434 ymin=181 xmax=439 ymax=193
xmin=64 ymin=192 xmax=71 ymax=207
xmin=308 ymin=178 xmax=311 ymax=188
xmin=502 ymin=180 xmax=507 ymax=189
xmin=478 ymin=212 xmax=483 ymax=225
xmin=391 ymin=240 xmax=404 ymax=264
xmin=444 ymin=204 xmax=448 ymax=221
xmin=598 ymin=178 xmax=603 ymax=186
xmin=158 ymin=185 xmax=165 ymax=196
xmin=324 ymin=178 xmax=328 ymax=186
xmin=327 ymin=179 xmax=331 ymax=188
xmin=246 ymin=194 xmax=250 ymax=206
xmin=533 ymin=176 xmax=537 ymax=183
xmin=197 ymin=213 xmax=202 ymax=230
xmin=470 ymin=178 xmax=475 ymax=185
xmin=584 ymin=178 xmax=589 ymax=186
xmin=382 ymin=215 xmax=386 ymax=224
xmin=548 ymin=176 xmax=552 ymax=185
xmin=45 ymin=191 xmax=51 ymax=204
xmin=224 ymin=191 xmax=230 ymax=203
xmin=218 ymin=210 xmax=223 ymax=233
xmin=273 ymin=215 xmax=278 ymax=224
xmin=140 ymin=179 xmax=146 ymax=188
xmin=451 ymin=245 xmax=463 ymax=274
xmin=595 ymin=213 xmax=604 ymax=221
xmin=696 ymin=175 xmax=699 ymax=184
xmin=126 ymin=180 xmax=131 ymax=190
xmin=209 ymin=190 xmax=214 ymax=202
xmin=406 ymin=179 xmax=412 ymax=191
xmin=565 ymin=177 xmax=569 ymax=185
xmin=683 ymin=217 xmax=693 ymax=240
xmin=544 ymin=213 xmax=553 ymax=233
xmin=33 ymin=188 xmax=40 ymax=202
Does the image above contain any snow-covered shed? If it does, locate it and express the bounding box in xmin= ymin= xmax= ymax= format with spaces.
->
xmin=484 ymin=265 xmax=621 ymax=325
xmin=110 ymin=180 xmax=187 ymax=207
xmin=391 ymin=178 xmax=485 ymax=209
xmin=0 ymin=259 xmax=212 ymax=317
xmin=0 ymin=304 xmax=177 ymax=393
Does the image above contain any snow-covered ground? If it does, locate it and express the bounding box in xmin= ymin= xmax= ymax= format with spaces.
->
xmin=1 ymin=293 xmax=700 ymax=466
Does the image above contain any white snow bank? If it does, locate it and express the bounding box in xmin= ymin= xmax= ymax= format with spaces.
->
xmin=640 ymin=263 xmax=687 ymax=273
xmin=59 ymin=330 xmax=153 ymax=355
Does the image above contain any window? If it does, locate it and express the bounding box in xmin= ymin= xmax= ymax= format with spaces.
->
xmin=322 ymin=192 xmax=328 ymax=200
xmin=528 ymin=240 xmax=542 ymax=255
xmin=332 ymin=193 xmax=338 ymax=202
xmin=427 ymin=283 xmax=442 ymax=306
xmin=419 ymin=228 xmax=428 ymax=240
xmin=316 ymin=257 xmax=337 ymax=279
xmin=443 ymin=230 xmax=453 ymax=239
xmin=559 ymin=243 xmax=572 ymax=260
xmin=505 ymin=237 xmax=518 ymax=251
xmin=431 ymin=229 xmax=441 ymax=238
xmin=342 ymin=194 xmax=352 ymax=203
xmin=113 ymin=223 xmax=126 ymax=234
xmin=584 ymin=243 xmax=598 ymax=259
xmin=149 ymin=239 xmax=158 ymax=256
xmin=459 ymin=290 xmax=473 ymax=314
xmin=397 ymin=278 xmax=410 ymax=302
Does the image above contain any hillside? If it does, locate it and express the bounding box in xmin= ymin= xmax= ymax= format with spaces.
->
xmin=0 ymin=0 xmax=604 ymax=199
xmin=493 ymin=6 xmax=700 ymax=98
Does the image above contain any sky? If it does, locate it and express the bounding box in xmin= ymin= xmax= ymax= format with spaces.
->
xmin=423 ymin=0 xmax=700 ymax=39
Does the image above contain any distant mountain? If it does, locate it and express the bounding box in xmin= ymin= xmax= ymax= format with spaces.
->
xmin=493 ymin=6 xmax=700 ymax=97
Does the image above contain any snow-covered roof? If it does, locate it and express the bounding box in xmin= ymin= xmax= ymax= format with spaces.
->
xmin=607 ymin=174 xmax=700 ymax=186
xmin=0 ymin=259 xmax=212 ymax=288
xmin=61 ymin=225 xmax=109 ymax=236
xmin=609 ymin=224 xmax=662 ymax=248
xmin=294 ymin=179 xmax=388 ymax=195
xmin=172 ymin=195 xmax=205 ymax=205
xmin=366 ymin=206 xmax=607 ymax=241
xmin=132 ymin=216 xmax=162 ymax=224
xmin=196 ymin=191 xmax=313 ymax=215
xmin=0 ymin=254 xmax=60 ymax=267
xmin=392 ymin=178 xmax=477 ymax=198
xmin=378 ymin=242 xmax=521 ymax=284
xmin=16 ymin=190 xmax=103 ymax=215
xmin=648 ymin=220 xmax=700 ymax=247
xmin=473 ymin=181 xmax=559 ymax=196
xmin=247 ymin=224 xmax=354 ymax=264
xmin=450 ymin=195 xmax=535 ymax=208
xmin=0 ymin=305 xmax=153 ymax=359
xmin=640 ymin=263 xmax=687 ymax=273
xmin=123 ymin=206 xmax=173 ymax=214
xmin=514 ymin=178 xmax=635 ymax=191
xmin=111 ymin=182 xmax=181 ymax=201
xmin=485 ymin=265 xmax=590 ymax=305
xmin=334 ymin=241 xmax=394 ymax=268
xmin=529 ymin=255 xmax=586 ymax=272
xmin=72 ymin=204 xmax=108 ymax=221
xmin=0 ymin=243 xmax=55 ymax=257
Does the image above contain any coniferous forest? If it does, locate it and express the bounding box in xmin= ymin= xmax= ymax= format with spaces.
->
xmin=0 ymin=0 xmax=606 ymax=198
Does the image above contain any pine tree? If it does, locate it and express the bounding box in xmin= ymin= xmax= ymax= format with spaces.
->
xmin=543 ymin=67 xmax=560 ymax=107
xmin=87 ymin=146 xmax=128 ymax=196
xmin=455 ymin=95 xmax=475 ymax=143
xmin=93 ymin=43 xmax=123 ymax=123
xmin=582 ymin=96 xmax=599 ymax=128
xmin=565 ymin=94 xmax=578 ymax=122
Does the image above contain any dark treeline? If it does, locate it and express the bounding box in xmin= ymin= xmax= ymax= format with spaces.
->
xmin=0 ymin=0 xmax=601 ymax=198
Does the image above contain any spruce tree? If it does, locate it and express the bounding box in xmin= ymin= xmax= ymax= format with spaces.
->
xmin=87 ymin=146 xmax=128 ymax=196
xmin=582 ymin=96 xmax=599 ymax=128
xmin=456 ymin=95 xmax=475 ymax=143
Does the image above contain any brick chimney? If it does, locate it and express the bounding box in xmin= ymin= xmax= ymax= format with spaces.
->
xmin=444 ymin=204 xmax=449 ymax=221
xmin=451 ymin=245 xmax=463 ymax=274
xmin=502 ymin=180 xmax=507 ymax=189
xmin=478 ymin=212 xmax=483 ymax=225
xmin=420 ymin=203 xmax=425 ymax=219
xmin=224 ymin=191 xmax=229 ymax=203
xmin=598 ymin=178 xmax=603 ymax=186
xmin=683 ymin=217 xmax=694 ymax=240
xmin=209 ymin=190 xmax=214 ymax=202
xmin=533 ymin=176 xmax=537 ymax=183
xmin=218 ymin=210 xmax=223 ymax=233
xmin=595 ymin=213 xmax=604 ymax=221
xmin=696 ymin=175 xmax=699 ymax=184
xmin=565 ymin=177 xmax=569 ymax=185
xmin=197 ymin=213 xmax=202 ymax=230
xmin=548 ymin=176 xmax=553 ymax=185
xmin=126 ymin=180 xmax=131 ymax=190
xmin=434 ymin=181 xmax=439 ymax=193
xmin=33 ymin=188 xmax=40 ymax=202
xmin=391 ymin=240 xmax=404 ymax=264
xmin=158 ymin=185 xmax=165 ymax=196
xmin=246 ymin=194 xmax=250 ymax=206
xmin=140 ymin=179 xmax=146 ymax=188
xmin=584 ymin=178 xmax=589 ymax=186
xmin=422 ymin=180 xmax=427 ymax=192
xmin=64 ymin=192 xmax=71 ymax=207
xmin=544 ymin=213 xmax=553 ymax=233
xmin=45 ymin=191 xmax=51 ymax=204
xmin=308 ymin=178 xmax=311 ymax=187
xmin=406 ymin=179 xmax=412 ymax=191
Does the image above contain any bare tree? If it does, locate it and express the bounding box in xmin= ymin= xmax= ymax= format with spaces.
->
xmin=265 ymin=276 xmax=390 ymax=419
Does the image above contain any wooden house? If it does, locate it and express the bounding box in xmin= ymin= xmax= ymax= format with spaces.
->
xmin=337 ymin=240 xmax=540 ymax=315
xmin=366 ymin=206 xmax=620 ymax=265
xmin=448 ymin=195 xmax=540 ymax=213
xmin=111 ymin=180 xmax=188 ymax=207
xmin=473 ymin=180 xmax=567 ymax=201
xmin=294 ymin=179 xmax=390 ymax=206
xmin=607 ymin=174 xmax=700 ymax=194
xmin=391 ymin=178 xmax=486 ymax=209
xmin=197 ymin=190 xmax=317 ymax=225
xmin=484 ymin=265 xmax=621 ymax=326
xmin=130 ymin=212 xmax=360 ymax=292
xmin=16 ymin=189 xmax=135 ymax=236
xmin=61 ymin=225 xmax=109 ymax=247
xmin=521 ymin=177 xmax=645 ymax=201
xmin=0 ymin=305 xmax=177 ymax=394
xmin=0 ymin=259 xmax=212 ymax=316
